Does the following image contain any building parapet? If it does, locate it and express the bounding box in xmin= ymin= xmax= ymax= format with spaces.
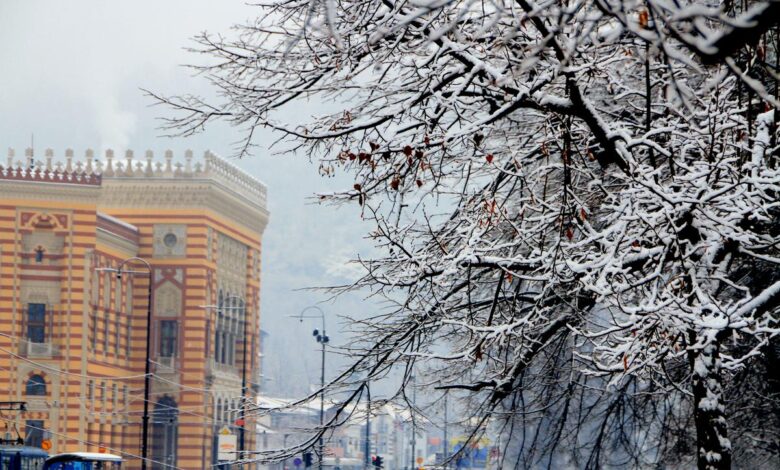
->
xmin=1 ymin=147 xmax=267 ymax=204
xmin=0 ymin=149 xmax=101 ymax=186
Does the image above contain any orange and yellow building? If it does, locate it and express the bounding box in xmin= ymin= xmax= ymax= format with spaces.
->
xmin=0 ymin=148 xmax=269 ymax=469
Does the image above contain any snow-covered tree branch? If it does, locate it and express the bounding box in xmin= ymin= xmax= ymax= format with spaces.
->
xmin=154 ymin=1 xmax=780 ymax=468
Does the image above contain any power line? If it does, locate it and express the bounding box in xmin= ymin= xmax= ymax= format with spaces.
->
xmin=0 ymin=335 xmax=148 ymax=381
xmin=0 ymin=415 xmax=184 ymax=470
xmin=0 ymin=357 xmax=250 ymax=430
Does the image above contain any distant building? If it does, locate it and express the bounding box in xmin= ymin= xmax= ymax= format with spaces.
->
xmin=325 ymin=401 xmax=428 ymax=470
xmin=255 ymin=396 xmax=321 ymax=470
xmin=0 ymin=148 xmax=269 ymax=469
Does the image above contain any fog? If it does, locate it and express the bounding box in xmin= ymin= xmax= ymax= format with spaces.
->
xmin=0 ymin=0 xmax=378 ymax=398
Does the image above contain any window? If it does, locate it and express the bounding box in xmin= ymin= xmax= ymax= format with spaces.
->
xmin=115 ymin=278 xmax=122 ymax=312
xmin=47 ymin=462 xmax=121 ymax=470
xmin=159 ymin=320 xmax=178 ymax=358
xmin=214 ymin=319 xmax=221 ymax=364
xmin=126 ymin=279 xmax=133 ymax=357
xmin=163 ymin=233 xmax=178 ymax=248
xmin=25 ymin=420 xmax=44 ymax=448
xmin=114 ymin=282 xmax=122 ymax=356
xmin=26 ymin=374 xmax=46 ymax=396
xmin=115 ymin=310 xmax=121 ymax=357
xmin=27 ymin=303 xmax=46 ymax=343
xmin=91 ymin=310 xmax=98 ymax=351
xmin=88 ymin=380 xmax=95 ymax=412
xmin=151 ymin=397 xmax=178 ymax=470
xmin=104 ymin=306 xmax=110 ymax=353
xmin=227 ymin=324 xmax=235 ymax=366
xmin=91 ymin=264 xmax=100 ymax=305
xmin=221 ymin=330 xmax=228 ymax=365
xmin=214 ymin=290 xmax=224 ymax=363
xmin=34 ymin=247 xmax=45 ymax=263
xmin=103 ymin=272 xmax=111 ymax=308
xmin=212 ymin=291 xmax=247 ymax=367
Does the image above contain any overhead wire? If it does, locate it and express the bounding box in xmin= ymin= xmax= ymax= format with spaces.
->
xmin=0 ymin=346 xmax=255 ymax=433
xmin=0 ymin=333 xmax=148 ymax=381
xmin=0 ymin=414 xmax=185 ymax=470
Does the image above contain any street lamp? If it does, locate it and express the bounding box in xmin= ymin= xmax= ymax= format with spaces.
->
xmin=98 ymin=257 xmax=153 ymax=470
xmin=295 ymin=306 xmax=328 ymax=470
xmin=200 ymin=294 xmax=251 ymax=462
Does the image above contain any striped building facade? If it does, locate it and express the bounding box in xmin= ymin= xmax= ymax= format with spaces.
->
xmin=0 ymin=148 xmax=269 ymax=469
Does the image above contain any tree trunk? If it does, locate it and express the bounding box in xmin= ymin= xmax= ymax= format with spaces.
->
xmin=691 ymin=342 xmax=731 ymax=470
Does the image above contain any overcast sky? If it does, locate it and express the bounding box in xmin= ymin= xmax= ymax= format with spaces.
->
xmin=0 ymin=1 xmax=377 ymax=397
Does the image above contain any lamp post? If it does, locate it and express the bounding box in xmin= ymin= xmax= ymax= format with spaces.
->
xmin=295 ymin=306 xmax=328 ymax=470
xmin=238 ymin=298 xmax=248 ymax=456
xmin=443 ymin=391 xmax=448 ymax=469
xmin=100 ymin=257 xmax=153 ymax=470
xmin=200 ymin=294 xmax=250 ymax=463
xmin=410 ymin=374 xmax=417 ymax=470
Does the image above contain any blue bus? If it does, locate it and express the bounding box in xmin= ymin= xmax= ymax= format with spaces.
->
xmin=0 ymin=445 xmax=48 ymax=470
xmin=43 ymin=453 xmax=122 ymax=470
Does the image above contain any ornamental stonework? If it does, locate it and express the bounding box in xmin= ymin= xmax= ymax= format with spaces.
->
xmin=153 ymin=224 xmax=187 ymax=257
xmin=154 ymin=281 xmax=182 ymax=318
xmin=216 ymin=232 xmax=248 ymax=295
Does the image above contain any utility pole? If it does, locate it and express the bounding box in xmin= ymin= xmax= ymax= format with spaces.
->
xmin=364 ymin=381 xmax=371 ymax=470
xmin=111 ymin=258 xmax=153 ymax=470
xmin=239 ymin=299 xmax=248 ymax=458
xmin=443 ymin=391 xmax=448 ymax=468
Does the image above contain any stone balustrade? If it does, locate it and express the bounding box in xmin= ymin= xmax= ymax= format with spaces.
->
xmin=0 ymin=148 xmax=267 ymax=203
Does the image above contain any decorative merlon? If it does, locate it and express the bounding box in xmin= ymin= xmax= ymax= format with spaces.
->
xmin=0 ymin=148 xmax=267 ymax=203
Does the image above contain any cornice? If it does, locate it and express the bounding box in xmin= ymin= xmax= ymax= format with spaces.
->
xmin=99 ymin=178 xmax=269 ymax=237
xmin=0 ymin=180 xmax=102 ymax=203
xmin=96 ymin=227 xmax=139 ymax=256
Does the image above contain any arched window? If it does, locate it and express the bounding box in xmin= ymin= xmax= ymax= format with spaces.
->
xmin=34 ymin=247 xmax=45 ymax=263
xmin=215 ymin=290 xmax=224 ymax=363
xmin=26 ymin=303 xmax=47 ymax=343
xmin=159 ymin=320 xmax=178 ymax=358
xmin=126 ymin=278 xmax=133 ymax=357
xmin=103 ymin=271 xmax=111 ymax=308
xmin=152 ymin=396 xmax=179 ymax=470
xmin=26 ymin=374 xmax=46 ymax=396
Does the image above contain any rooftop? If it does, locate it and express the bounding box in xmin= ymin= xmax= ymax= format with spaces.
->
xmin=0 ymin=147 xmax=267 ymax=205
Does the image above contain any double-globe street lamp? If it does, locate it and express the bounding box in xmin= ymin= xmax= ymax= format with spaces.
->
xmin=295 ymin=306 xmax=329 ymax=470
xmin=98 ymin=257 xmax=153 ymax=470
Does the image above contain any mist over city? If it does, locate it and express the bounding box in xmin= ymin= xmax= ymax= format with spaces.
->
xmin=1 ymin=2 xmax=779 ymax=470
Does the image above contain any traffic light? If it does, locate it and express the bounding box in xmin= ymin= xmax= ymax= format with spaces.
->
xmin=303 ymin=452 xmax=313 ymax=468
xmin=372 ymin=455 xmax=383 ymax=468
